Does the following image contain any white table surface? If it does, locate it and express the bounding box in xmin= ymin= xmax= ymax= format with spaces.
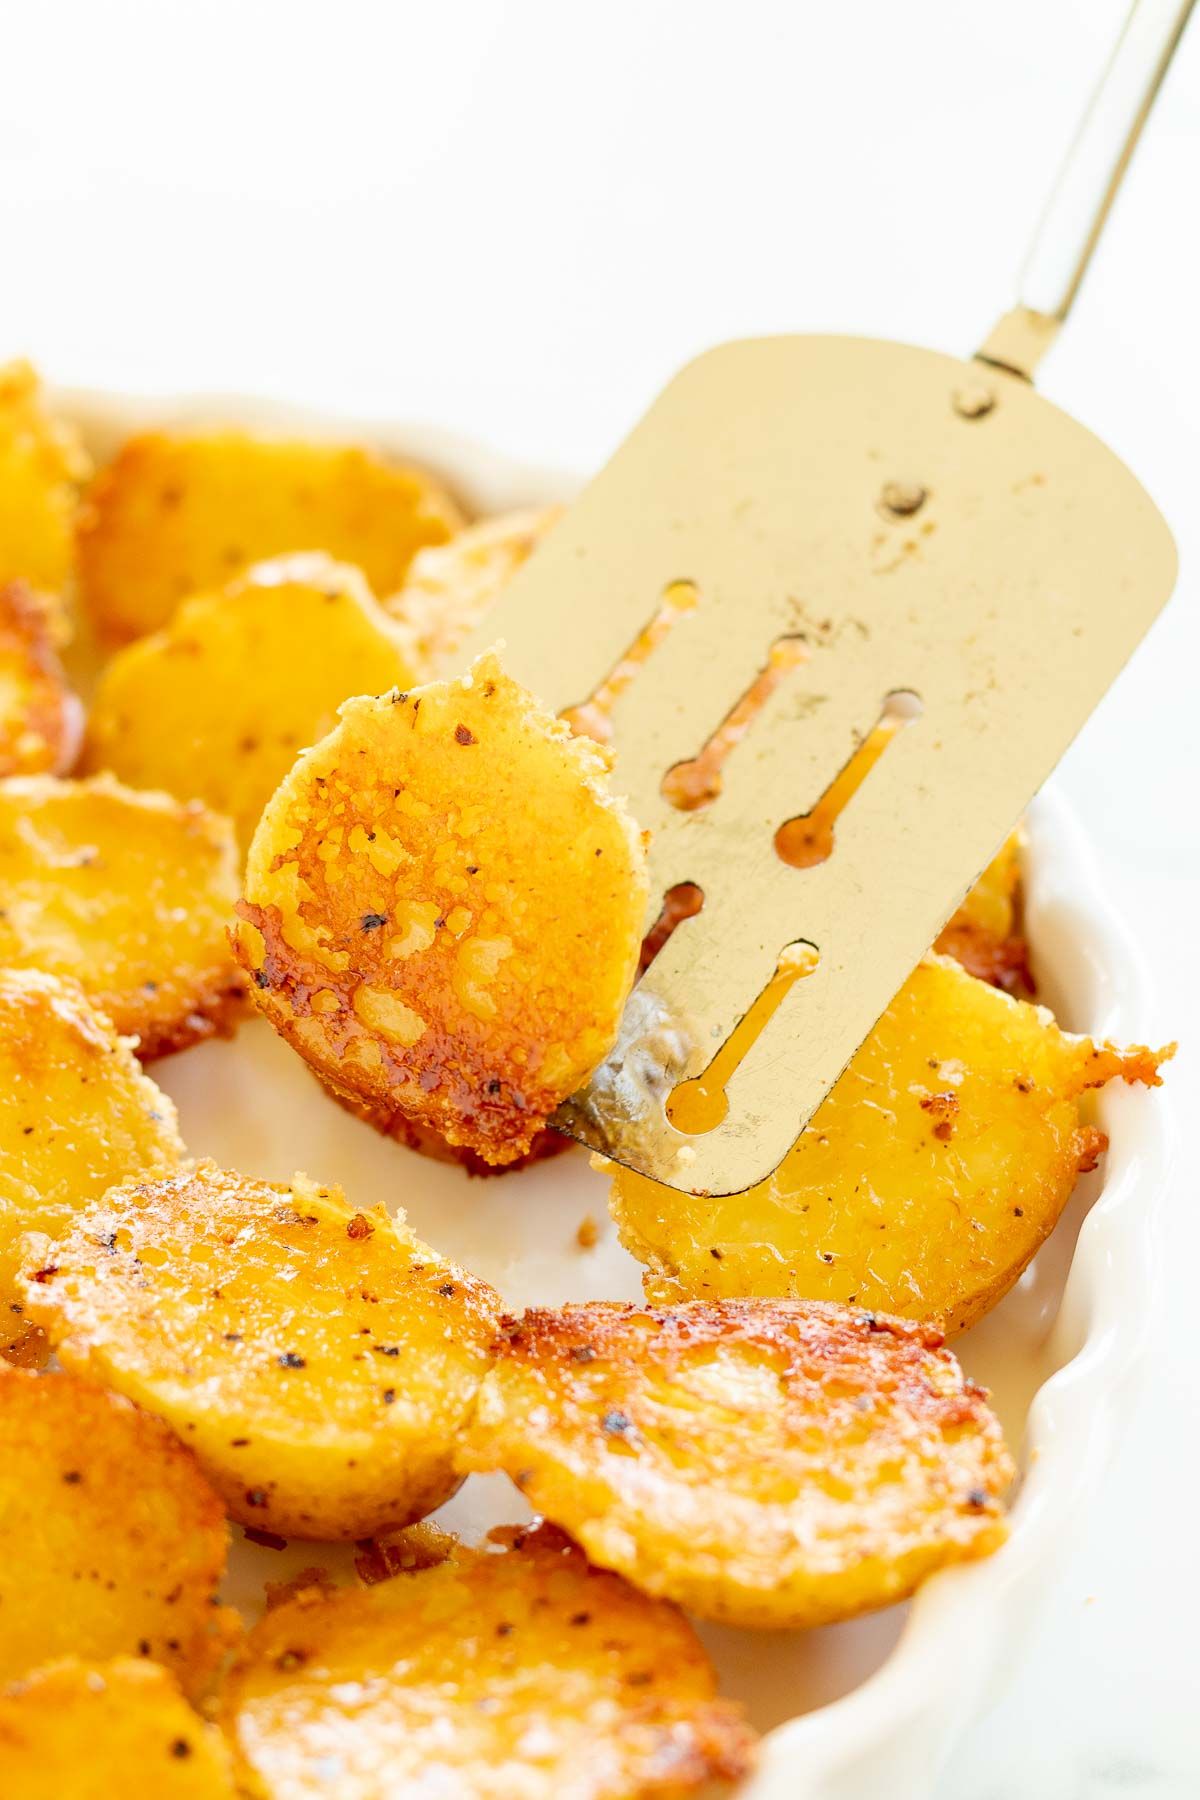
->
xmin=4 ymin=2 xmax=1199 ymax=1791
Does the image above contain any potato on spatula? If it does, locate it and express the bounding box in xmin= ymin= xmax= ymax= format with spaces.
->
xmin=234 ymin=653 xmax=648 ymax=1165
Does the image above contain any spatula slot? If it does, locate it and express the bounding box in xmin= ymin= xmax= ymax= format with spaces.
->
xmin=774 ymin=689 xmax=922 ymax=870
xmin=660 ymin=636 xmax=809 ymax=812
xmin=561 ymin=578 xmax=699 ymax=745
xmin=666 ymin=940 xmax=818 ymax=1135
xmin=640 ymin=881 xmax=705 ymax=976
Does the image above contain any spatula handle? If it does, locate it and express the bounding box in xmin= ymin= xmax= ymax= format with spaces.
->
xmin=978 ymin=0 xmax=1194 ymax=380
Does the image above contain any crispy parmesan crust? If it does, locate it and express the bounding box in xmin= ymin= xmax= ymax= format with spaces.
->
xmin=0 ymin=1366 xmax=233 ymax=1696
xmin=461 ymin=1300 xmax=1013 ymax=1629
xmin=77 ymin=429 xmax=464 ymax=644
xmin=933 ymin=918 xmax=1033 ymax=995
xmin=934 ymin=832 xmax=1033 ymax=995
xmin=321 ymin=1071 xmax=575 ymax=1175
xmin=0 ymin=1658 xmax=237 ymax=1796
xmin=222 ymin=1522 xmax=756 ymax=1798
xmin=0 ymin=774 xmax=248 ymax=1060
xmin=0 ymin=582 xmax=83 ymax=776
xmin=22 ymin=1162 xmax=500 ymax=1540
xmin=611 ymin=955 xmax=1172 ymax=1336
xmin=234 ymin=654 xmax=649 ymax=1163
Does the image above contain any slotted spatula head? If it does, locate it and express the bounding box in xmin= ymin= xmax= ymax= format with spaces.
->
xmin=460 ymin=334 xmax=1176 ymax=1195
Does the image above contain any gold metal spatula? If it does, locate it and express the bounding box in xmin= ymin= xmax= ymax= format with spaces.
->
xmin=462 ymin=0 xmax=1193 ymax=1197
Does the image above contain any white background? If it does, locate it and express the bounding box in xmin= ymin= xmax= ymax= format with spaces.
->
xmin=3 ymin=1 xmax=1198 ymax=1792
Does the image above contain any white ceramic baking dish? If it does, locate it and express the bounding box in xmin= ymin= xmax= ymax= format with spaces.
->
xmin=57 ymin=387 xmax=1176 ymax=1800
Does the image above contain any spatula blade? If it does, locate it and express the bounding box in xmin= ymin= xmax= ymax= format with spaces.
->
xmin=461 ymin=335 xmax=1177 ymax=1195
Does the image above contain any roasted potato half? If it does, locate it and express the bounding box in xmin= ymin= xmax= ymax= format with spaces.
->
xmin=461 ymin=1300 xmax=1012 ymax=1629
xmin=235 ymin=653 xmax=649 ymax=1164
xmin=222 ymin=1522 xmax=756 ymax=1799
xmin=0 ymin=774 xmax=246 ymax=1059
xmin=84 ymin=554 xmax=419 ymax=852
xmin=0 ymin=1658 xmax=236 ymax=1797
xmin=0 ymin=582 xmax=83 ymax=776
xmin=384 ymin=506 xmax=563 ymax=669
xmin=77 ymin=428 xmax=463 ymax=644
xmin=0 ymin=967 xmax=184 ymax=1363
xmin=612 ymin=955 xmax=1169 ymax=1335
xmin=0 ymin=1366 xmax=231 ymax=1693
xmin=22 ymin=1162 xmax=500 ymax=1540
xmin=0 ymin=360 xmax=88 ymax=620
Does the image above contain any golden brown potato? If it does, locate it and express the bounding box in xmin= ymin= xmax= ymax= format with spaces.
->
xmin=0 ymin=774 xmax=247 ymax=1059
xmin=77 ymin=428 xmax=464 ymax=644
xmin=235 ymin=653 xmax=649 ymax=1164
xmin=935 ymin=832 xmax=1032 ymax=994
xmin=21 ymin=1161 xmax=500 ymax=1540
xmin=0 ymin=968 xmax=184 ymax=1362
xmin=0 ymin=582 xmax=83 ymax=776
xmin=84 ymin=555 xmax=418 ymax=851
xmin=0 ymin=361 xmax=88 ymax=622
xmin=326 ymin=1077 xmax=574 ymax=1176
xmin=0 ymin=1658 xmax=236 ymax=1797
xmin=612 ymin=955 xmax=1170 ymax=1336
xmin=384 ymin=506 xmax=562 ymax=669
xmin=461 ymin=1301 xmax=1012 ymax=1630
xmin=222 ymin=1522 xmax=756 ymax=1798
xmin=0 ymin=1366 xmax=232 ymax=1694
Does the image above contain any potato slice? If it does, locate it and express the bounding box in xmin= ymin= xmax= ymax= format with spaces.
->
xmin=77 ymin=429 xmax=463 ymax=644
xmin=0 ymin=967 xmax=184 ymax=1363
xmin=327 ymin=1079 xmax=574 ymax=1177
xmin=0 ymin=774 xmax=246 ymax=1059
xmin=84 ymin=555 xmax=418 ymax=852
xmin=384 ymin=506 xmax=562 ymax=669
xmin=235 ymin=653 xmax=649 ymax=1164
xmin=0 ymin=1366 xmax=231 ymax=1693
xmin=0 ymin=582 xmax=83 ymax=776
xmin=21 ymin=1161 xmax=500 ymax=1540
xmin=612 ymin=955 xmax=1169 ymax=1335
xmin=222 ymin=1522 xmax=756 ymax=1798
xmin=461 ymin=1300 xmax=1012 ymax=1629
xmin=0 ymin=361 xmax=88 ymax=621
xmin=0 ymin=1658 xmax=236 ymax=1797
